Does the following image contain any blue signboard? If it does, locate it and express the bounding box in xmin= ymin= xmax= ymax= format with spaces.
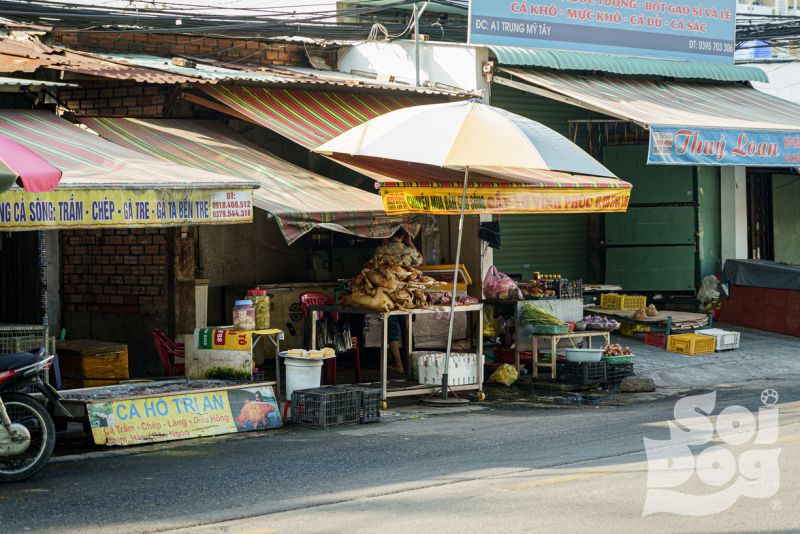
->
xmin=648 ymin=126 xmax=800 ymax=166
xmin=468 ymin=0 xmax=736 ymax=63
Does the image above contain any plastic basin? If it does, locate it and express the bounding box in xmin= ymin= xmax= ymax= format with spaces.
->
xmin=565 ymin=348 xmax=603 ymax=363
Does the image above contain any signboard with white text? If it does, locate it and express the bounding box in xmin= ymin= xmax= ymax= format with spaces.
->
xmin=468 ymin=0 xmax=736 ymax=63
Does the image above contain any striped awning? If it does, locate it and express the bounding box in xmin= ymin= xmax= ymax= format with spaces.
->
xmin=496 ymin=69 xmax=800 ymax=166
xmin=80 ymin=118 xmax=414 ymax=244
xmin=0 ymin=111 xmax=257 ymax=231
xmin=203 ymin=85 xmax=632 ymax=196
xmin=202 ymin=86 xmax=436 ymax=150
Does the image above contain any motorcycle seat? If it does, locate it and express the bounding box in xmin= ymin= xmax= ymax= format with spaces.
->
xmin=0 ymin=352 xmax=38 ymax=372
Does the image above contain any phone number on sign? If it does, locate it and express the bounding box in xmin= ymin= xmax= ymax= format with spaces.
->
xmin=212 ymin=208 xmax=252 ymax=218
xmin=688 ymin=39 xmax=733 ymax=53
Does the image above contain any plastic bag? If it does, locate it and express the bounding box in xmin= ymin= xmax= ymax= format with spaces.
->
xmin=483 ymin=307 xmax=498 ymax=339
xmin=488 ymin=363 xmax=519 ymax=386
xmin=483 ymin=266 xmax=523 ymax=300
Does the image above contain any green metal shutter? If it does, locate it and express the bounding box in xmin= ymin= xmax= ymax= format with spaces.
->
xmin=494 ymin=214 xmax=590 ymax=280
xmin=489 ymin=84 xmax=593 ymax=281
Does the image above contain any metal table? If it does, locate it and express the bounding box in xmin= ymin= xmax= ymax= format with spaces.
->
xmin=310 ymin=304 xmax=485 ymax=405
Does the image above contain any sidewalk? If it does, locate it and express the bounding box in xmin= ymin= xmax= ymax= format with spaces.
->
xmin=612 ymin=323 xmax=800 ymax=390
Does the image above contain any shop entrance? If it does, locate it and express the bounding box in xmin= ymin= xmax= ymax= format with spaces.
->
xmin=746 ymin=170 xmax=775 ymax=261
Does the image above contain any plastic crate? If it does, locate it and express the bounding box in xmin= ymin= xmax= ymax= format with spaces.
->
xmin=532 ymin=324 xmax=570 ymax=335
xmin=600 ymin=293 xmax=620 ymax=309
xmin=556 ymin=361 xmax=607 ymax=386
xmin=605 ymin=363 xmax=634 ymax=390
xmin=644 ymin=332 xmax=666 ymax=348
xmin=667 ymin=334 xmax=716 ymax=356
xmin=619 ymin=322 xmax=651 ymax=336
xmin=619 ymin=295 xmax=647 ymax=310
xmin=696 ymin=329 xmax=741 ymax=351
xmin=343 ymin=385 xmax=381 ymax=424
xmin=291 ymin=386 xmax=360 ymax=428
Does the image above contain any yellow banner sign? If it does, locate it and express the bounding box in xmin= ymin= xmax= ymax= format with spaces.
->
xmin=87 ymin=384 xmax=281 ymax=446
xmin=0 ymin=188 xmax=253 ymax=230
xmin=381 ymin=187 xmax=631 ymax=214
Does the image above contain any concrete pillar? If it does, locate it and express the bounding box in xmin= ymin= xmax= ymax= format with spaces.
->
xmin=173 ymin=226 xmax=197 ymax=336
xmin=720 ymin=166 xmax=748 ymax=265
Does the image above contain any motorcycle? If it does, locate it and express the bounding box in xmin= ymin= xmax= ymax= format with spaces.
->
xmin=0 ymin=347 xmax=69 ymax=482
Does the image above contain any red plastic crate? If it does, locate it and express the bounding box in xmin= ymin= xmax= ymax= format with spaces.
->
xmin=644 ymin=332 xmax=666 ymax=348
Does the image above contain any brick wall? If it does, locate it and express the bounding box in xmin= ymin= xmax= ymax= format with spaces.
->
xmin=58 ymin=81 xmax=169 ymax=117
xmin=61 ymin=228 xmax=169 ymax=314
xmin=54 ymin=31 xmax=308 ymax=67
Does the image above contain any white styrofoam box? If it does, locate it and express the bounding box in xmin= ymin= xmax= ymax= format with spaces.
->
xmin=417 ymin=353 xmax=478 ymax=386
xmin=411 ymin=351 xmax=437 ymax=380
xmin=696 ymin=328 xmax=741 ymax=351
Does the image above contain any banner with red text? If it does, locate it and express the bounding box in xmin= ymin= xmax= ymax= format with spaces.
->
xmin=381 ymin=186 xmax=630 ymax=215
xmin=648 ymin=126 xmax=800 ymax=166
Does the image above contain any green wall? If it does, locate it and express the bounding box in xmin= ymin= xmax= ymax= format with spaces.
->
xmin=773 ymin=174 xmax=800 ymax=264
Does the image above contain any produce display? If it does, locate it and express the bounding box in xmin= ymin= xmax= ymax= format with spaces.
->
xmin=633 ymin=307 xmax=648 ymax=321
xmin=603 ymin=344 xmax=633 ymax=357
xmin=646 ymin=304 xmax=658 ymax=317
xmin=521 ymin=304 xmax=565 ymax=325
xmin=581 ymin=315 xmax=620 ymax=331
xmin=435 ymin=293 xmax=481 ymax=306
xmin=340 ymin=256 xmax=438 ymax=311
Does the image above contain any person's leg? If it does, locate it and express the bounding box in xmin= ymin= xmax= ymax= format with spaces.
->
xmin=388 ymin=316 xmax=404 ymax=372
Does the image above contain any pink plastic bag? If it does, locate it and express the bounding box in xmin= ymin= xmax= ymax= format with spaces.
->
xmin=483 ymin=266 xmax=522 ymax=300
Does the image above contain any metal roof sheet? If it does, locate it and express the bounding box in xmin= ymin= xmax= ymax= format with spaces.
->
xmin=497 ymin=68 xmax=800 ymax=130
xmin=0 ymin=76 xmax=73 ymax=88
xmin=490 ymin=46 xmax=769 ymax=83
xmin=98 ymin=53 xmax=469 ymax=95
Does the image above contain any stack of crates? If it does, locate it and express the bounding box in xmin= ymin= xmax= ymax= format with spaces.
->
xmin=291 ymin=386 xmax=361 ymax=428
xmin=667 ymin=334 xmax=716 ymax=356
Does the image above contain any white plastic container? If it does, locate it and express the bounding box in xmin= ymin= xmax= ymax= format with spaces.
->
xmin=417 ymin=353 xmax=478 ymax=386
xmin=696 ymin=328 xmax=740 ymax=351
xmin=285 ymin=358 xmax=323 ymax=401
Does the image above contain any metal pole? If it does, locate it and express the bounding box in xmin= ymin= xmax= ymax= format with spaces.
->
xmin=414 ymin=2 xmax=429 ymax=87
xmin=442 ymin=166 xmax=469 ymax=399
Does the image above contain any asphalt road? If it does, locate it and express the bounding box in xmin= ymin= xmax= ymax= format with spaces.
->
xmin=2 ymin=379 xmax=799 ymax=534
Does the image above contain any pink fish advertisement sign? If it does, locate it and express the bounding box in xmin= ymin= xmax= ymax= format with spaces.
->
xmin=87 ymin=384 xmax=282 ymax=446
xmin=648 ymin=126 xmax=800 ymax=166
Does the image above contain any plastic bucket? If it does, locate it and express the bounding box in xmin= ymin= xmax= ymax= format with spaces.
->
xmin=285 ymin=358 xmax=323 ymax=400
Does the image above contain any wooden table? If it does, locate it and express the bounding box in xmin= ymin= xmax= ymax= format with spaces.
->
xmin=310 ymin=304 xmax=484 ymax=405
xmin=531 ymin=331 xmax=611 ymax=380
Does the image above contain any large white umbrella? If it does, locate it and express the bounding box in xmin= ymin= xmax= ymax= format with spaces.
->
xmin=315 ymin=99 xmax=620 ymax=400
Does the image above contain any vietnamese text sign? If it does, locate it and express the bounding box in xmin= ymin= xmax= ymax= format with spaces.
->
xmin=381 ymin=186 xmax=631 ymax=214
xmin=88 ymin=385 xmax=281 ymax=446
xmin=648 ymin=126 xmax=800 ymax=166
xmin=469 ymin=0 xmax=735 ymax=63
xmin=0 ymin=188 xmax=253 ymax=231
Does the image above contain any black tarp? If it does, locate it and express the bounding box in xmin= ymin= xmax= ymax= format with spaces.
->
xmin=722 ymin=259 xmax=800 ymax=291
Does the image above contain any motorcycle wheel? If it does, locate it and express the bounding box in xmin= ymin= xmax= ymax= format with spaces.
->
xmin=0 ymin=393 xmax=55 ymax=482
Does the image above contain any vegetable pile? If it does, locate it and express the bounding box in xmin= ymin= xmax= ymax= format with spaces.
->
xmin=582 ymin=315 xmax=620 ymax=330
xmin=521 ymin=304 xmax=565 ymax=325
xmin=603 ymin=344 xmax=633 ymax=357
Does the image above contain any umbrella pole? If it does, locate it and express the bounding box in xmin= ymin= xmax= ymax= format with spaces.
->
xmin=441 ymin=166 xmax=470 ymax=400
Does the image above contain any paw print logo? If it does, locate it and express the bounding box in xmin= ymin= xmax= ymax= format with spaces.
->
xmin=761 ymin=389 xmax=779 ymax=406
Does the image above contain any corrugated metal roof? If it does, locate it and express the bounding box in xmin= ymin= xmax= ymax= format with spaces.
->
xmin=490 ymin=46 xmax=769 ymax=83
xmin=0 ymin=40 xmax=208 ymax=84
xmin=100 ymin=53 xmax=470 ymax=95
xmin=498 ymin=69 xmax=800 ymax=130
xmin=0 ymin=76 xmax=74 ymax=88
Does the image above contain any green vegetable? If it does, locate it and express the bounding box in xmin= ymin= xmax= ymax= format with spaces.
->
xmin=203 ymin=367 xmax=252 ymax=381
xmin=521 ymin=304 xmax=565 ymax=326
